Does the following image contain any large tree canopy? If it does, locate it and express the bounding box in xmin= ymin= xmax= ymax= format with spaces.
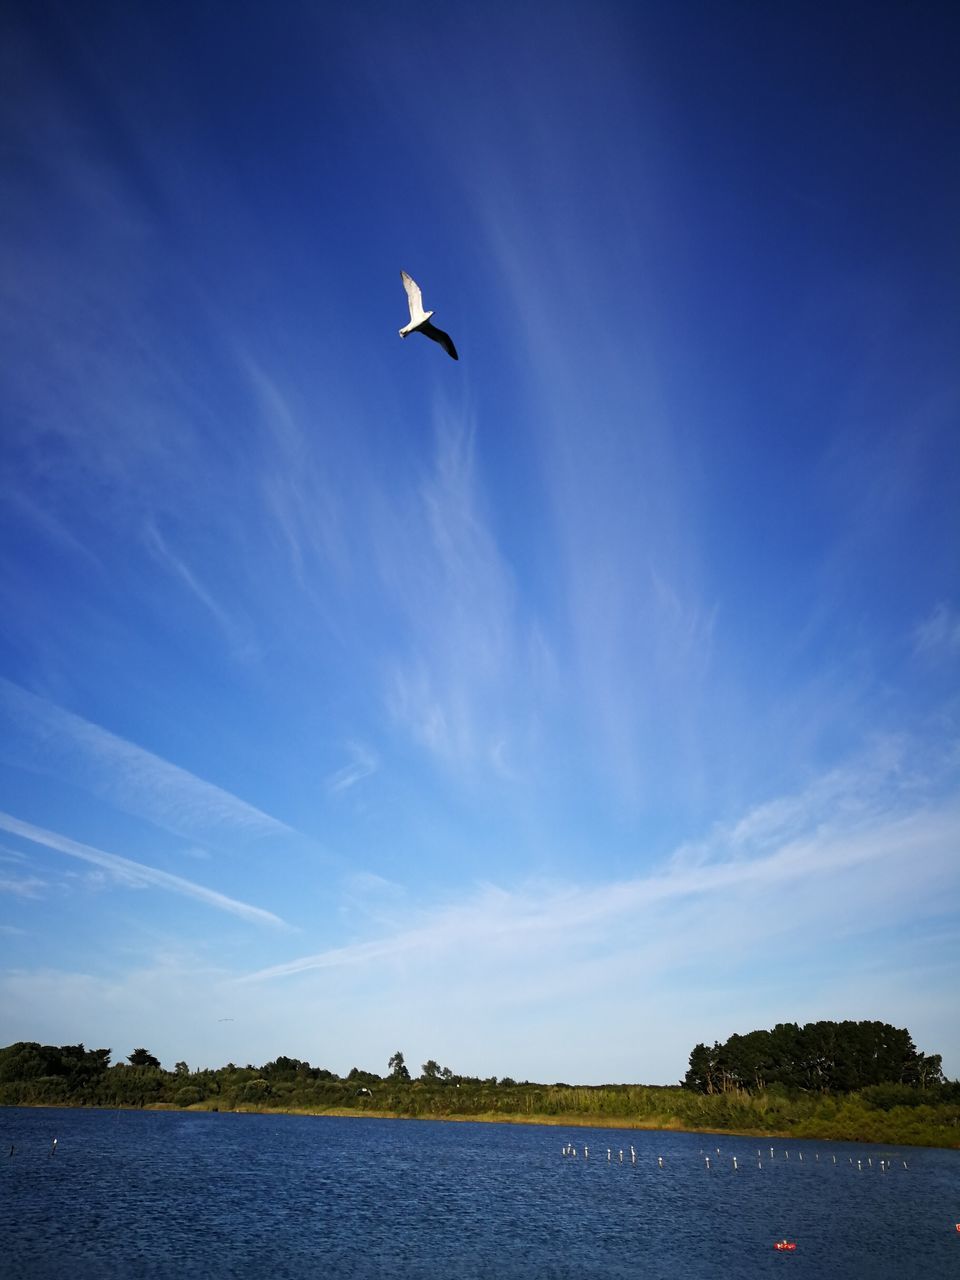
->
xmin=682 ymin=1021 xmax=943 ymax=1095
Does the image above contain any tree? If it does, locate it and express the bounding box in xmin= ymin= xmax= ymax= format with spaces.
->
xmin=127 ymin=1048 xmax=161 ymax=1068
xmin=174 ymin=1061 xmax=190 ymax=1076
xmin=915 ymin=1052 xmax=944 ymax=1088
xmin=421 ymin=1060 xmax=441 ymax=1081
xmin=388 ymin=1050 xmax=410 ymax=1081
xmin=683 ymin=1043 xmax=715 ymax=1094
xmin=682 ymin=1020 xmax=938 ymax=1095
xmin=347 ymin=1066 xmax=380 ymax=1084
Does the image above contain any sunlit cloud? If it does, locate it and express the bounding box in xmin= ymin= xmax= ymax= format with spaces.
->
xmin=0 ymin=811 xmax=288 ymax=928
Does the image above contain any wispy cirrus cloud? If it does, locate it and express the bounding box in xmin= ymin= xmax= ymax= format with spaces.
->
xmin=142 ymin=521 xmax=257 ymax=660
xmin=229 ymin=743 xmax=960 ymax=1081
xmin=0 ymin=874 xmax=47 ymax=898
xmin=377 ymin=409 xmax=541 ymax=776
xmin=913 ymin=602 xmax=960 ymax=660
xmin=325 ymin=742 xmax=379 ymax=795
xmin=243 ymin=739 xmax=960 ymax=983
xmin=245 ymin=359 xmax=351 ymax=587
xmin=454 ymin=142 xmax=719 ymax=807
xmin=0 ymin=811 xmax=287 ymax=928
xmin=0 ymin=678 xmax=297 ymax=848
xmin=246 ymin=809 xmax=955 ymax=982
xmin=1 ymin=488 xmax=105 ymax=574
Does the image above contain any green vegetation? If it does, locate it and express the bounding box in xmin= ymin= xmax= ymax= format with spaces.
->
xmin=683 ymin=1020 xmax=943 ymax=1094
xmin=1 ymin=1028 xmax=956 ymax=1149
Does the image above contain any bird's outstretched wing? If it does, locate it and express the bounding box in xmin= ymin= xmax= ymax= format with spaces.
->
xmin=419 ymin=320 xmax=458 ymax=360
xmin=401 ymin=270 xmax=426 ymax=325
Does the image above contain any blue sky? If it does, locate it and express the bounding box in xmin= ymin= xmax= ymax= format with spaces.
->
xmin=1 ymin=1 xmax=958 ymax=1084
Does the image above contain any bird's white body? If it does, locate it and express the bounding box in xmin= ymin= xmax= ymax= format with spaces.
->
xmin=398 ymin=271 xmax=458 ymax=360
xmin=399 ymin=309 xmax=434 ymax=338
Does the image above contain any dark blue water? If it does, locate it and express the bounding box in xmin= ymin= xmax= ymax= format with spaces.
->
xmin=1 ymin=1108 xmax=957 ymax=1278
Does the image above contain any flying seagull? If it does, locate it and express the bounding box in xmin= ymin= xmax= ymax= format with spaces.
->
xmin=399 ymin=271 xmax=458 ymax=360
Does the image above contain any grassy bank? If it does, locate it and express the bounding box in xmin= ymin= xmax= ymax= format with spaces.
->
xmin=174 ymin=1090 xmax=960 ymax=1149
xmin=13 ymin=1097 xmax=959 ymax=1150
xmin=3 ymin=1041 xmax=957 ymax=1150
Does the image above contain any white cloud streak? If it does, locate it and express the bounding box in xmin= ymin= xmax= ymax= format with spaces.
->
xmin=325 ymin=742 xmax=379 ymax=794
xmin=0 ymin=678 xmax=298 ymax=847
xmin=245 ymin=359 xmax=350 ymax=587
xmin=142 ymin=521 xmax=256 ymax=659
xmin=243 ymin=746 xmax=960 ymax=983
xmin=377 ymin=409 xmax=541 ymax=777
xmin=0 ymin=874 xmax=47 ymax=898
xmin=913 ymin=602 xmax=960 ymax=660
xmin=0 ymin=811 xmax=287 ymax=928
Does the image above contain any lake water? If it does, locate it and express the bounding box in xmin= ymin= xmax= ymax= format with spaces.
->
xmin=1 ymin=1107 xmax=957 ymax=1278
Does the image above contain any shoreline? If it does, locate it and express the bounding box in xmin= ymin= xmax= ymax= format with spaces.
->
xmin=5 ymin=1101 xmax=957 ymax=1151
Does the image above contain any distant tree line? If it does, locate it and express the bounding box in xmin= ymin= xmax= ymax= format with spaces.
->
xmin=0 ymin=1043 xmax=517 ymax=1112
xmin=1 ymin=1033 xmax=956 ymax=1149
xmin=682 ymin=1021 xmax=944 ymax=1096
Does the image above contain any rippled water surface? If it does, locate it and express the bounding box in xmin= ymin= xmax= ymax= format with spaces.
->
xmin=1 ymin=1107 xmax=957 ymax=1278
